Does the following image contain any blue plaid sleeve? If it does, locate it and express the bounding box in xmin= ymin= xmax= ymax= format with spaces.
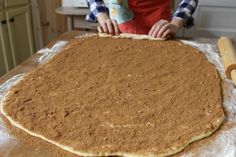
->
xmin=173 ymin=0 xmax=198 ymax=28
xmin=86 ymin=0 xmax=109 ymax=22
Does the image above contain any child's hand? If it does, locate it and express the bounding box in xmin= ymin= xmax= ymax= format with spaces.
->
xmin=97 ymin=13 xmax=120 ymax=35
xmin=148 ymin=18 xmax=183 ymax=38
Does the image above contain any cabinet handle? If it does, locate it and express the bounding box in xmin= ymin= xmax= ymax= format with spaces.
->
xmin=1 ymin=20 xmax=6 ymax=24
xmin=9 ymin=18 xmax=15 ymax=22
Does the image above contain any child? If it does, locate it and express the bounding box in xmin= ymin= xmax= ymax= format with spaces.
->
xmin=86 ymin=0 xmax=198 ymax=38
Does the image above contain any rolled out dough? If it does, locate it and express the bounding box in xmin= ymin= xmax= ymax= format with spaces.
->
xmin=1 ymin=36 xmax=225 ymax=157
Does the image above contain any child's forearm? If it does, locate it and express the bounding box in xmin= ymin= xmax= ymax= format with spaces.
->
xmin=97 ymin=13 xmax=110 ymax=25
xmin=173 ymin=0 xmax=198 ymax=28
xmin=170 ymin=18 xmax=184 ymax=29
xmin=86 ymin=0 xmax=108 ymax=22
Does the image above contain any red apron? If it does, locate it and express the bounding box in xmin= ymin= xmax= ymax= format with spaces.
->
xmin=119 ymin=0 xmax=171 ymax=34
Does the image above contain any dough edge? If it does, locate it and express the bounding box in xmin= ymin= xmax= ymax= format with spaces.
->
xmin=1 ymin=88 xmax=225 ymax=157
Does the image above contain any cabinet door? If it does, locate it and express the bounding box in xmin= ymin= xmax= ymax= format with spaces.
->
xmin=4 ymin=0 xmax=29 ymax=8
xmin=0 ymin=42 xmax=6 ymax=76
xmin=0 ymin=12 xmax=14 ymax=76
xmin=0 ymin=0 xmax=3 ymax=10
xmin=6 ymin=6 xmax=34 ymax=66
xmin=0 ymin=13 xmax=7 ymax=76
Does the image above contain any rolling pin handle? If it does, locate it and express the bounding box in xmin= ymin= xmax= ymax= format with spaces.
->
xmin=218 ymin=37 xmax=236 ymax=86
xmin=231 ymin=70 xmax=236 ymax=86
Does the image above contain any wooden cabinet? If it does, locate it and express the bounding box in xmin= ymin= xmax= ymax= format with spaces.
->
xmin=0 ymin=0 xmax=3 ymax=10
xmin=0 ymin=0 xmax=34 ymax=77
xmin=6 ymin=6 xmax=34 ymax=65
xmin=0 ymin=12 xmax=14 ymax=76
xmin=0 ymin=42 xmax=6 ymax=76
xmin=0 ymin=13 xmax=7 ymax=76
xmin=4 ymin=0 xmax=28 ymax=7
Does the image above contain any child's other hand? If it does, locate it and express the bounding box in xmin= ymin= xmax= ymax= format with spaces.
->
xmin=97 ymin=13 xmax=120 ymax=35
xmin=148 ymin=18 xmax=183 ymax=38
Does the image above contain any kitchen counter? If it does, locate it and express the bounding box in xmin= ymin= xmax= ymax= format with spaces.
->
xmin=0 ymin=32 xmax=233 ymax=157
xmin=55 ymin=7 xmax=98 ymax=31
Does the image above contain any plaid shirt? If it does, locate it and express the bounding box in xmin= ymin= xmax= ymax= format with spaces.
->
xmin=86 ymin=0 xmax=198 ymax=28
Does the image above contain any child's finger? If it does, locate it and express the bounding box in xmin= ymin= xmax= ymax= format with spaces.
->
xmin=148 ymin=24 xmax=157 ymax=36
xmin=97 ymin=26 xmax=103 ymax=33
xmin=162 ymin=29 xmax=171 ymax=38
xmin=149 ymin=20 xmax=168 ymax=37
xmin=149 ymin=20 xmax=165 ymax=36
xmin=152 ymin=22 xmax=168 ymax=37
xmin=149 ymin=22 xmax=161 ymax=36
xmin=112 ymin=19 xmax=120 ymax=35
xmin=157 ymin=24 xmax=169 ymax=37
xmin=101 ymin=23 xmax=108 ymax=34
xmin=106 ymin=20 xmax=114 ymax=34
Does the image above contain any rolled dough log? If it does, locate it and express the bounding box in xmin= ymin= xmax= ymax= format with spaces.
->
xmin=99 ymin=33 xmax=167 ymax=40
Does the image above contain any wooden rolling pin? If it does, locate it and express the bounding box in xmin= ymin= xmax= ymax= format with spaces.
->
xmin=218 ymin=37 xmax=236 ymax=86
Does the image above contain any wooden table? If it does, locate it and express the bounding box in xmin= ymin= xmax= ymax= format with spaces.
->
xmin=0 ymin=32 xmax=221 ymax=157
xmin=55 ymin=7 xmax=94 ymax=31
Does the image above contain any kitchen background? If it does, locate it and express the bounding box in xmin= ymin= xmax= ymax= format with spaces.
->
xmin=0 ymin=0 xmax=236 ymax=77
